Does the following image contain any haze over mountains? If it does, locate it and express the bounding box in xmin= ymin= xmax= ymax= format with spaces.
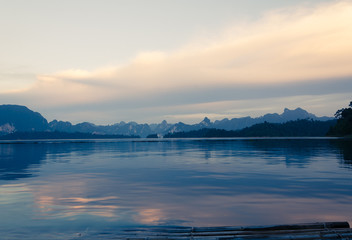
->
xmin=0 ymin=104 xmax=333 ymax=137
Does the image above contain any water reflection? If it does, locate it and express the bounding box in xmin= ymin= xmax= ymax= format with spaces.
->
xmin=0 ymin=138 xmax=352 ymax=238
xmin=331 ymin=139 xmax=352 ymax=168
xmin=0 ymin=143 xmax=46 ymax=180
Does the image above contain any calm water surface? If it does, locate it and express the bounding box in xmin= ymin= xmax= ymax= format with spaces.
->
xmin=0 ymin=138 xmax=352 ymax=238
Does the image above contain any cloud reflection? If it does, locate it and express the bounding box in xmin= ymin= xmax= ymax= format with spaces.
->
xmin=136 ymin=209 xmax=165 ymax=225
xmin=35 ymin=194 xmax=120 ymax=219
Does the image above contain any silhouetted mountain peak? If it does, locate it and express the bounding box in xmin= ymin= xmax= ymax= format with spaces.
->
xmin=49 ymin=120 xmax=73 ymax=132
xmin=200 ymin=117 xmax=211 ymax=126
xmin=284 ymin=107 xmax=306 ymax=114
xmin=0 ymin=104 xmax=48 ymax=135
xmin=281 ymin=107 xmax=316 ymax=120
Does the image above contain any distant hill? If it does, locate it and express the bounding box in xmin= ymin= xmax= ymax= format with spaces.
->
xmin=47 ymin=108 xmax=333 ymax=137
xmin=164 ymin=119 xmax=337 ymax=138
xmin=48 ymin=120 xmax=153 ymax=137
xmin=0 ymin=104 xmax=334 ymax=137
xmin=211 ymin=107 xmax=332 ymax=131
xmin=0 ymin=105 xmax=48 ymax=135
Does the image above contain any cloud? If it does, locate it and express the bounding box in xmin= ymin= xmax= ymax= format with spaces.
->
xmin=0 ymin=65 xmax=37 ymax=93
xmin=2 ymin=0 xmax=352 ymax=122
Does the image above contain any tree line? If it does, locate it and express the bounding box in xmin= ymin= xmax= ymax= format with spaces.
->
xmin=327 ymin=101 xmax=352 ymax=136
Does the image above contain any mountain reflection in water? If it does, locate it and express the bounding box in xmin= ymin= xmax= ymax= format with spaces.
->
xmin=0 ymin=138 xmax=351 ymax=238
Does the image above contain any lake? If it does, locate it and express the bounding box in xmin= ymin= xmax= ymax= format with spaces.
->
xmin=0 ymin=138 xmax=352 ymax=239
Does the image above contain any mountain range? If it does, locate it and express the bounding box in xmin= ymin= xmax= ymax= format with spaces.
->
xmin=0 ymin=104 xmax=333 ymax=137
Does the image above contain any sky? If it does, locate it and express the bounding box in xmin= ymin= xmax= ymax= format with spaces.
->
xmin=1 ymin=0 xmax=352 ymax=124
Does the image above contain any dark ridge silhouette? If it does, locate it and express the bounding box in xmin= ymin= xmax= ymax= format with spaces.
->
xmin=0 ymin=104 xmax=335 ymax=138
xmin=0 ymin=105 xmax=48 ymax=134
xmin=164 ymin=119 xmax=337 ymax=138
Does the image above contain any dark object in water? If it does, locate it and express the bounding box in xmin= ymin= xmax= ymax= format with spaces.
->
xmin=80 ymin=221 xmax=352 ymax=239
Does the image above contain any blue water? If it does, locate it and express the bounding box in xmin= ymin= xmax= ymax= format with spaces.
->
xmin=0 ymin=138 xmax=352 ymax=239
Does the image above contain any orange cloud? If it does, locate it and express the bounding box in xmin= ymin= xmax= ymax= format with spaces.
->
xmin=6 ymin=1 xmax=352 ymax=113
